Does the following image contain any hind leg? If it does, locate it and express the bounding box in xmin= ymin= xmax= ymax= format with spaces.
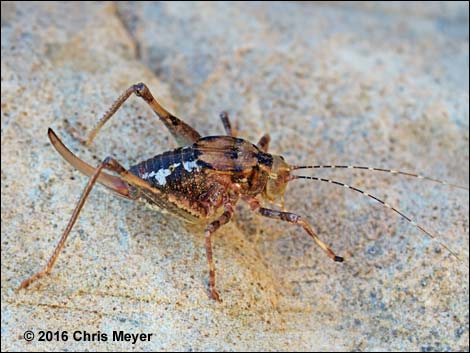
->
xmin=18 ymin=152 xmax=165 ymax=290
xmin=68 ymin=82 xmax=201 ymax=146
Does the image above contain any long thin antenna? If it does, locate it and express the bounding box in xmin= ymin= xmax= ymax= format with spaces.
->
xmin=290 ymin=165 xmax=469 ymax=190
xmin=290 ymin=175 xmax=466 ymax=264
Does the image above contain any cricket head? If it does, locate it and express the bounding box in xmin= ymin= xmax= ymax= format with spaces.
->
xmin=263 ymin=155 xmax=292 ymax=202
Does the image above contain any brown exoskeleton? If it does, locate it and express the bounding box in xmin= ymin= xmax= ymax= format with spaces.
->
xmin=18 ymin=83 xmax=468 ymax=301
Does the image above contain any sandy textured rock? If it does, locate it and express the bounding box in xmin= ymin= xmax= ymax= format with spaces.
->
xmin=1 ymin=2 xmax=468 ymax=351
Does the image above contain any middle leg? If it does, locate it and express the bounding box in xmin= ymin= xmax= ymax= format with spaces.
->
xmin=204 ymin=200 xmax=235 ymax=301
xmin=219 ymin=111 xmax=237 ymax=137
xmin=257 ymin=134 xmax=270 ymax=152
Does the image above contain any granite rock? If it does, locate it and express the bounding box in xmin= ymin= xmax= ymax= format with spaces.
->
xmin=1 ymin=2 xmax=469 ymax=351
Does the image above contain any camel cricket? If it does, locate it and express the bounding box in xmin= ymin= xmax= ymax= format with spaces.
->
xmin=18 ymin=83 xmax=468 ymax=301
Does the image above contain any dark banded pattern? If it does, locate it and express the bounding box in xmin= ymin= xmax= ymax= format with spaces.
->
xmin=129 ymin=146 xmax=200 ymax=189
xmin=291 ymin=175 xmax=464 ymax=263
xmin=291 ymin=165 xmax=469 ymax=190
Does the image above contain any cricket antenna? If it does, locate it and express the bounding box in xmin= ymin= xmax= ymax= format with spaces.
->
xmin=290 ymin=175 xmax=467 ymax=266
xmin=290 ymin=165 xmax=469 ymax=191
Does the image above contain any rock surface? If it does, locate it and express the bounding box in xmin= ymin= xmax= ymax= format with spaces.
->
xmin=1 ymin=2 xmax=468 ymax=351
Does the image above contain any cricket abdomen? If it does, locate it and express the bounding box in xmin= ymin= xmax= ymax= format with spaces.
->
xmin=128 ymin=145 xmax=216 ymax=220
xmin=129 ymin=146 xmax=201 ymax=191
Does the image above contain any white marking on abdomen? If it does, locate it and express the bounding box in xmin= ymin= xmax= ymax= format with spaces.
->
xmin=143 ymin=162 xmax=182 ymax=186
xmin=183 ymin=160 xmax=200 ymax=172
xmin=154 ymin=168 xmax=172 ymax=186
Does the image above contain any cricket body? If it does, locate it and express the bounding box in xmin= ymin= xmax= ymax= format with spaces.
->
xmin=19 ymin=83 xmax=468 ymax=301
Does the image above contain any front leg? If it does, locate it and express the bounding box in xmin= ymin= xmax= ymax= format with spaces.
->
xmin=204 ymin=202 xmax=235 ymax=301
xmin=243 ymin=196 xmax=344 ymax=262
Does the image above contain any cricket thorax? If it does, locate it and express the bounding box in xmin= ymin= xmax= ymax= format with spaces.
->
xmin=193 ymin=136 xmax=274 ymax=195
